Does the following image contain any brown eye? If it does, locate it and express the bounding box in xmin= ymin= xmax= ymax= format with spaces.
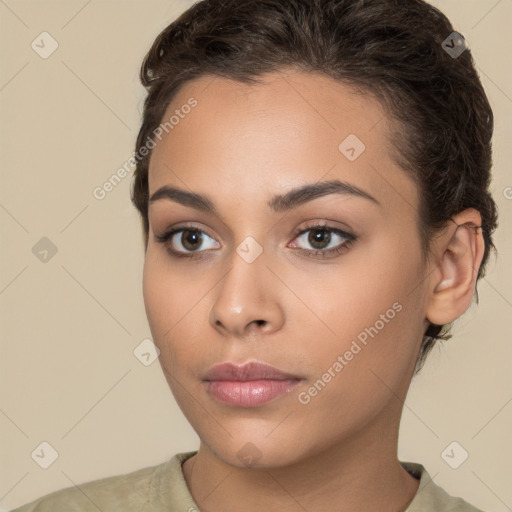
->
xmin=308 ymin=227 xmax=332 ymax=249
xmin=290 ymin=224 xmax=356 ymax=259
xmin=155 ymin=226 xmax=220 ymax=256
xmin=180 ymin=229 xmax=203 ymax=251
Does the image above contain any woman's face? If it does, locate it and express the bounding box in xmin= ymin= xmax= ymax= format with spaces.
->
xmin=143 ymin=69 xmax=430 ymax=468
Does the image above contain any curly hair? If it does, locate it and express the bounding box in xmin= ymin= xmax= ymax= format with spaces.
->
xmin=131 ymin=0 xmax=498 ymax=372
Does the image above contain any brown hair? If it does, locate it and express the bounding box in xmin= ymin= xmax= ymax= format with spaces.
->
xmin=131 ymin=0 xmax=498 ymax=372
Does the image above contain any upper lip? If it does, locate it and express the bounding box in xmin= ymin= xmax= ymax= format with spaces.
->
xmin=203 ymin=361 xmax=301 ymax=381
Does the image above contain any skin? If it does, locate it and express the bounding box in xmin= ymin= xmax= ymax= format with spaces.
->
xmin=142 ymin=68 xmax=485 ymax=512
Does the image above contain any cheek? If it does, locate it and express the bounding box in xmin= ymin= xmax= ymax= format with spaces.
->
xmin=143 ymin=250 xmax=198 ymax=331
xmin=142 ymin=250 xmax=187 ymax=367
xmin=142 ymin=251 xmax=167 ymax=332
xmin=142 ymin=250 xmax=212 ymax=366
xmin=292 ymin=283 xmax=422 ymax=440
xmin=294 ymin=240 xmax=424 ymax=376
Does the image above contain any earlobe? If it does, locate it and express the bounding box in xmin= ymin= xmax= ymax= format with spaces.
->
xmin=426 ymin=208 xmax=485 ymax=326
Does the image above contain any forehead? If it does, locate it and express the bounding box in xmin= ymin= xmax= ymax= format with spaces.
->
xmin=148 ymin=69 xmax=417 ymax=215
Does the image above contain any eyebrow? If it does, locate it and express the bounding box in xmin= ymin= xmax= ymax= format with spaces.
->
xmin=148 ymin=179 xmax=381 ymax=214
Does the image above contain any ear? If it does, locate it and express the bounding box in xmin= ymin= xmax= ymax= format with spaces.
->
xmin=425 ymin=208 xmax=485 ymax=326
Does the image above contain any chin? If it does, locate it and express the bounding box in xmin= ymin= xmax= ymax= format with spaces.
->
xmin=196 ymin=424 xmax=319 ymax=471
xmin=211 ymin=441 xmax=297 ymax=470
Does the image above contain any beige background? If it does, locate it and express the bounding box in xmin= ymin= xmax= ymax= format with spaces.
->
xmin=0 ymin=0 xmax=511 ymax=510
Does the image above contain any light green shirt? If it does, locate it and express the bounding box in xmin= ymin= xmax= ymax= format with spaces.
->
xmin=10 ymin=451 xmax=485 ymax=511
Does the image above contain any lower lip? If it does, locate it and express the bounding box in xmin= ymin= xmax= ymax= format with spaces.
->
xmin=206 ymin=379 xmax=300 ymax=407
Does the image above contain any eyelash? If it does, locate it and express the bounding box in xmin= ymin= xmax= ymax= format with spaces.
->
xmin=154 ymin=221 xmax=357 ymax=260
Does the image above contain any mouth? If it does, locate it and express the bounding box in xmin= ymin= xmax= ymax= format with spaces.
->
xmin=203 ymin=361 xmax=303 ymax=407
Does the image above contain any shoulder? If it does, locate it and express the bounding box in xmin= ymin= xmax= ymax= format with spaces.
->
xmin=9 ymin=464 xmax=159 ymax=512
xmin=9 ymin=452 xmax=196 ymax=512
xmin=402 ymin=462 xmax=486 ymax=512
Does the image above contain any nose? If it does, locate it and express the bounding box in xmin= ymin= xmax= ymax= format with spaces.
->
xmin=209 ymin=249 xmax=285 ymax=339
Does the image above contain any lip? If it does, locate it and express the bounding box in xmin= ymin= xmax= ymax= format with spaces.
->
xmin=204 ymin=361 xmax=301 ymax=381
xmin=203 ymin=361 xmax=302 ymax=407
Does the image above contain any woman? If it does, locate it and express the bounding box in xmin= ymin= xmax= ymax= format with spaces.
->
xmin=11 ymin=0 xmax=498 ymax=510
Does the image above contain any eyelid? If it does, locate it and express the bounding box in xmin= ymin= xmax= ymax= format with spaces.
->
xmin=154 ymin=222 xmax=217 ymax=245
xmin=154 ymin=223 xmax=221 ymax=259
xmin=288 ymin=221 xmax=356 ymax=258
xmin=290 ymin=219 xmax=354 ymax=239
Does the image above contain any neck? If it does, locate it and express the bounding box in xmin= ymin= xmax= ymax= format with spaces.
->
xmin=182 ymin=408 xmax=419 ymax=512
